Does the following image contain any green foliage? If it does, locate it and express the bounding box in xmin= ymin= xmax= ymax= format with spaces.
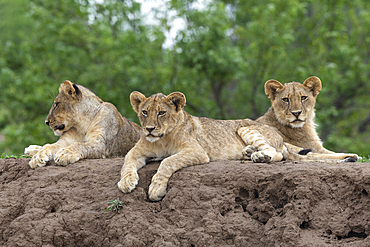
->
xmin=0 ymin=0 xmax=33 ymax=44
xmin=1 ymin=153 xmax=32 ymax=159
xmin=104 ymin=198 xmax=123 ymax=212
xmin=0 ymin=0 xmax=369 ymax=156
xmin=0 ymin=0 xmax=172 ymax=153
xmin=170 ymin=0 xmax=370 ymax=154
xmin=357 ymin=156 xmax=370 ymax=163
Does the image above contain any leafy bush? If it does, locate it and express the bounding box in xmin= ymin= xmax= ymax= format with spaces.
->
xmin=0 ymin=0 xmax=369 ymax=156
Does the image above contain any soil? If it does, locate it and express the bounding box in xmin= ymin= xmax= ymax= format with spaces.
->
xmin=1 ymin=158 xmax=370 ymax=247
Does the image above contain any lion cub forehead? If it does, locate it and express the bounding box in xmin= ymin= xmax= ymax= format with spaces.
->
xmin=281 ymin=82 xmax=309 ymax=96
xmin=142 ymin=94 xmax=171 ymax=110
xmin=149 ymin=93 xmax=166 ymax=99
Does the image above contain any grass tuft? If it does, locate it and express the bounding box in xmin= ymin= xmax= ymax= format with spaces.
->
xmin=357 ymin=156 xmax=370 ymax=163
xmin=1 ymin=153 xmax=32 ymax=159
xmin=104 ymin=198 xmax=123 ymax=212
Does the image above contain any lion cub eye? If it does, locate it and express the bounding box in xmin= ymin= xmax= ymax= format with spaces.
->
xmin=142 ymin=110 xmax=148 ymax=116
xmin=54 ymin=102 xmax=60 ymax=108
xmin=301 ymin=96 xmax=308 ymax=101
xmin=282 ymin=98 xmax=289 ymax=103
xmin=158 ymin=111 xmax=166 ymax=116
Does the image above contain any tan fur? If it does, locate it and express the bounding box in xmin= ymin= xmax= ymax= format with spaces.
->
xmin=117 ymin=91 xmax=349 ymax=202
xmin=27 ymin=80 xmax=141 ymax=168
xmin=257 ymin=76 xmax=358 ymax=159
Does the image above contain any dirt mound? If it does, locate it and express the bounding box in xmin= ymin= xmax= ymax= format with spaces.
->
xmin=1 ymin=158 xmax=370 ymax=246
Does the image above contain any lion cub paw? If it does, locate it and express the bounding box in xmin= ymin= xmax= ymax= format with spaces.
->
xmin=342 ymin=154 xmax=359 ymax=162
xmin=117 ymin=171 xmax=139 ymax=193
xmin=29 ymin=149 xmax=52 ymax=168
xmin=148 ymin=174 xmax=167 ymax=201
xmin=24 ymin=145 xmax=43 ymax=156
xmin=242 ymin=145 xmax=258 ymax=160
xmin=55 ymin=148 xmax=80 ymax=166
xmin=251 ymin=151 xmax=271 ymax=163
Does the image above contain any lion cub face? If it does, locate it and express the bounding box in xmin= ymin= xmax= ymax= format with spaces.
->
xmin=130 ymin=91 xmax=186 ymax=142
xmin=265 ymin=76 xmax=322 ymax=128
xmin=46 ymin=80 xmax=81 ymax=136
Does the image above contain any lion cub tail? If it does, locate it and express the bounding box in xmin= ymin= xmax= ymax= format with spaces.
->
xmin=282 ymin=145 xmax=357 ymax=162
xmin=282 ymin=146 xmax=327 ymax=161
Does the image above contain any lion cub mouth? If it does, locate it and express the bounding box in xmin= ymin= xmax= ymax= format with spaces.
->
xmin=56 ymin=124 xmax=65 ymax=130
xmin=292 ymin=119 xmax=304 ymax=123
xmin=145 ymin=133 xmax=164 ymax=142
xmin=290 ymin=119 xmax=305 ymax=128
xmin=51 ymin=123 xmax=67 ymax=136
xmin=146 ymin=133 xmax=164 ymax=138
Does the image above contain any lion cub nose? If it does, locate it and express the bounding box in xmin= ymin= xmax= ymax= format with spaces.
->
xmin=146 ymin=127 xmax=155 ymax=133
xmin=291 ymin=111 xmax=302 ymax=117
xmin=45 ymin=120 xmax=50 ymax=126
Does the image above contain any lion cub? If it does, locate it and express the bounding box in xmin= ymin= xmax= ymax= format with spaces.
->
xmin=117 ymin=91 xmax=347 ymax=201
xmin=257 ymin=76 xmax=358 ymax=160
xmin=26 ymin=80 xmax=141 ymax=168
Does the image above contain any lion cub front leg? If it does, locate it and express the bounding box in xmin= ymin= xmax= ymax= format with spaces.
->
xmin=117 ymin=147 xmax=147 ymax=194
xmin=148 ymin=145 xmax=209 ymax=201
xmin=238 ymin=127 xmax=284 ymax=163
xmin=54 ymin=145 xmax=84 ymax=167
xmin=29 ymin=143 xmax=63 ymax=168
xmin=54 ymin=129 xmax=106 ymax=166
xmin=29 ymin=129 xmax=80 ymax=168
xmin=54 ymin=141 xmax=104 ymax=166
xmin=24 ymin=145 xmax=43 ymax=156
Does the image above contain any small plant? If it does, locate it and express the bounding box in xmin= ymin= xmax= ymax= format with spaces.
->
xmin=357 ymin=156 xmax=370 ymax=163
xmin=104 ymin=198 xmax=123 ymax=212
xmin=1 ymin=153 xmax=32 ymax=159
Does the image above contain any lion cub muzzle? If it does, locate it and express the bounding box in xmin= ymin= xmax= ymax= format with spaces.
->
xmin=46 ymin=119 xmax=66 ymax=136
xmin=47 ymin=120 xmax=65 ymax=131
xmin=289 ymin=109 xmax=305 ymax=123
xmin=144 ymin=126 xmax=163 ymax=142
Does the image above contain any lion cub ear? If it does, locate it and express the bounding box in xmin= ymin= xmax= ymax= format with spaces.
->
xmin=265 ymin=79 xmax=284 ymax=100
xmin=167 ymin=92 xmax=186 ymax=112
xmin=130 ymin=91 xmax=146 ymax=113
xmin=59 ymin=80 xmax=81 ymax=98
xmin=303 ymin=76 xmax=322 ymax=97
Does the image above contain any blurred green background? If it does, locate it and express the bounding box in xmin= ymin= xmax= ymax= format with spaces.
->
xmin=0 ymin=0 xmax=369 ymax=156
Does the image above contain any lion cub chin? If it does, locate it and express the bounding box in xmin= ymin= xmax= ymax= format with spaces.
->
xmin=26 ymin=80 xmax=141 ymax=168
